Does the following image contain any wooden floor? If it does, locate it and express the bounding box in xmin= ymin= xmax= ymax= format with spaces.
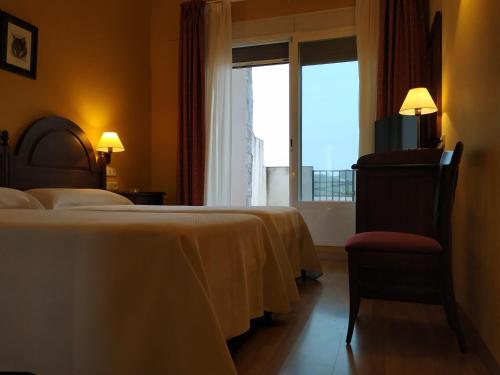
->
xmin=231 ymin=260 xmax=491 ymax=375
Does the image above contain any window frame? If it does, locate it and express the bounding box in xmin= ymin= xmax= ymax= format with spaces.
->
xmin=232 ymin=42 xmax=289 ymax=68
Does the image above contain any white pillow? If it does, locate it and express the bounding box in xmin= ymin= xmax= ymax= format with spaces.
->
xmin=26 ymin=188 xmax=133 ymax=209
xmin=0 ymin=187 xmax=45 ymax=209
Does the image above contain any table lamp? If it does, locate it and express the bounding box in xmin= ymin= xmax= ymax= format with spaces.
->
xmin=399 ymin=87 xmax=438 ymax=148
xmin=96 ymin=132 xmax=125 ymax=164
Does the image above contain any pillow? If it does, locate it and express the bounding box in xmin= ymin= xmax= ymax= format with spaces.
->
xmin=0 ymin=187 xmax=45 ymax=209
xmin=26 ymin=188 xmax=133 ymax=209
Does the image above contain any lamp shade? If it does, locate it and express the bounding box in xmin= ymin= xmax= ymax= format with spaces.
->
xmin=96 ymin=132 xmax=125 ymax=152
xmin=399 ymin=87 xmax=438 ymax=115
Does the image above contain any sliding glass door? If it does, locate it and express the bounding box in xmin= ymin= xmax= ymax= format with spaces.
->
xmin=290 ymin=31 xmax=359 ymax=245
xmin=230 ymin=31 xmax=359 ymax=245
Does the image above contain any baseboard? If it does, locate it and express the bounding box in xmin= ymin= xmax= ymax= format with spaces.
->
xmin=316 ymin=246 xmax=347 ymax=261
xmin=459 ymin=307 xmax=500 ymax=374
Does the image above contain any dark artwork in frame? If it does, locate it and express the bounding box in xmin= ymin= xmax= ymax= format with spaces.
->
xmin=0 ymin=10 xmax=38 ymax=79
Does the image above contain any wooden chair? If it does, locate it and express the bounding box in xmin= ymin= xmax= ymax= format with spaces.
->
xmin=345 ymin=142 xmax=466 ymax=352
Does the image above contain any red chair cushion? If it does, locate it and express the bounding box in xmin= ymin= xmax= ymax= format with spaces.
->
xmin=345 ymin=231 xmax=443 ymax=254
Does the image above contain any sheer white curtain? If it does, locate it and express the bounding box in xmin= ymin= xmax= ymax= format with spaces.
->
xmin=356 ymin=0 xmax=380 ymax=156
xmin=204 ymin=0 xmax=233 ymax=206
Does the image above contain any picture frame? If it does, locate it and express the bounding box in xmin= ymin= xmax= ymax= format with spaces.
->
xmin=0 ymin=11 xmax=38 ymax=79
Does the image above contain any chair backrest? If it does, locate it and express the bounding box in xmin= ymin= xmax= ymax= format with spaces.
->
xmin=435 ymin=141 xmax=464 ymax=253
xmin=353 ymin=143 xmax=463 ymax=242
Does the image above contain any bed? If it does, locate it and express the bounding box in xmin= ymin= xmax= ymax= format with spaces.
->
xmin=0 ymin=208 xmax=240 ymax=375
xmin=0 ymin=117 xmax=322 ymax=278
xmin=0 ymin=116 xmax=322 ymax=373
xmin=1 ymin=116 xmax=322 ymax=280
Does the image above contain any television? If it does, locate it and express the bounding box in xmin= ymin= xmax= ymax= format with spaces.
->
xmin=375 ymin=114 xmax=417 ymax=152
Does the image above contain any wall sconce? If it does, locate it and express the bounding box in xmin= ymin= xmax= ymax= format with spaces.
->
xmin=96 ymin=132 xmax=125 ymax=164
xmin=399 ymin=87 xmax=438 ymax=148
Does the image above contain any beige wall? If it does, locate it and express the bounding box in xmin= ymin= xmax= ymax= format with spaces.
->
xmin=150 ymin=0 xmax=182 ymax=203
xmin=150 ymin=0 xmax=355 ymax=203
xmin=0 ymin=0 xmax=151 ymax=191
xmin=431 ymin=0 xmax=500 ymax=363
xmin=232 ymin=0 xmax=354 ymax=22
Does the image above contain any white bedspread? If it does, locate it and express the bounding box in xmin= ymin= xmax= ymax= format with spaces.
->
xmin=0 ymin=209 xmax=292 ymax=374
xmin=65 ymin=207 xmax=302 ymax=325
xmin=69 ymin=205 xmax=323 ymax=280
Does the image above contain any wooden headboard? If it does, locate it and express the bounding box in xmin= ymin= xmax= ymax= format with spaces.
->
xmin=0 ymin=116 xmax=105 ymax=190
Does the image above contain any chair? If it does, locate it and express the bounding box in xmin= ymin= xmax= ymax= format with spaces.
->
xmin=345 ymin=142 xmax=466 ymax=352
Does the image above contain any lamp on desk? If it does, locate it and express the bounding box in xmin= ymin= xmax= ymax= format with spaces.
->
xmin=399 ymin=87 xmax=438 ymax=148
xmin=96 ymin=132 xmax=125 ymax=164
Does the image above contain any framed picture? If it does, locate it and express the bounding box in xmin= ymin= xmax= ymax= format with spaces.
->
xmin=0 ymin=11 xmax=38 ymax=79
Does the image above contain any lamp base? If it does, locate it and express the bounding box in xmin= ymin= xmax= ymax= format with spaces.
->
xmin=104 ymin=152 xmax=111 ymax=164
xmin=98 ymin=150 xmax=113 ymax=165
xmin=416 ymin=114 xmax=421 ymax=149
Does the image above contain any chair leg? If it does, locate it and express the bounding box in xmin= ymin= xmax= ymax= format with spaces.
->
xmin=346 ymin=293 xmax=360 ymax=344
xmin=443 ymin=272 xmax=467 ymax=353
xmin=346 ymin=255 xmax=360 ymax=344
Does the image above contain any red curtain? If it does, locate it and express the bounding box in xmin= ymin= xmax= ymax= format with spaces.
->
xmin=377 ymin=0 xmax=430 ymax=118
xmin=377 ymin=0 xmax=442 ymax=148
xmin=177 ymin=1 xmax=206 ymax=205
xmin=377 ymin=0 xmax=441 ymax=147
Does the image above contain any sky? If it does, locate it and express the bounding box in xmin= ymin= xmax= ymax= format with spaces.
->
xmin=301 ymin=61 xmax=359 ymax=170
xmin=252 ymin=64 xmax=290 ymax=166
xmin=252 ymin=62 xmax=359 ymax=170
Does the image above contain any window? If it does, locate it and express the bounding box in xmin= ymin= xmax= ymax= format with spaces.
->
xmin=298 ymin=37 xmax=359 ymax=202
xmin=230 ymin=38 xmax=359 ymax=206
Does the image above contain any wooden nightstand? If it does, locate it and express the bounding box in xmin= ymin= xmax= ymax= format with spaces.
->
xmin=119 ymin=191 xmax=165 ymax=205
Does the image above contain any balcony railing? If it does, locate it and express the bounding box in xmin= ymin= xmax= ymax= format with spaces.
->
xmin=312 ymin=169 xmax=355 ymax=201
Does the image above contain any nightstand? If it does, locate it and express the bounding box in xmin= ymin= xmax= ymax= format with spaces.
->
xmin=119 ymin=191 xmax=165 ymax=205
